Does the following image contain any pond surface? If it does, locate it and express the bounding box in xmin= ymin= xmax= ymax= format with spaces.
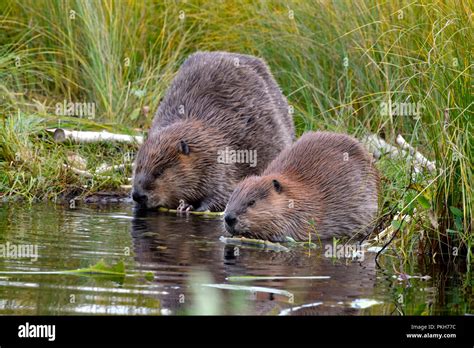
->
xmin=0 ymin=203 xmax=471 ymax=315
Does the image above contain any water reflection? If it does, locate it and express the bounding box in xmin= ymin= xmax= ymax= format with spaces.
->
xmin=0 ymin=203 xmax=470 ymax=315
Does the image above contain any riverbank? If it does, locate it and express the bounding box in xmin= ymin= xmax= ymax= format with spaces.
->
xmin=0 ymin=0 xmax=471 ymax=260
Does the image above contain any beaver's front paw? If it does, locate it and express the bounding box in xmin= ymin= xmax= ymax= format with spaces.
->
xmin=177 ymin=199 xmax=194 ymax=213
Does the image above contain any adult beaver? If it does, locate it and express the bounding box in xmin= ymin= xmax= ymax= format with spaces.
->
xmin=223 ymin=131 xmax=380 ymax=241
xmin=132 ymin=51 xmax=294 ymax=211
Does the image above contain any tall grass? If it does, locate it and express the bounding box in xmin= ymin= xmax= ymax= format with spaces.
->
xmin=0 ymin=0 xmax=471 ymax=258
xmin=1 ymin=0 xmax=201 ymax=121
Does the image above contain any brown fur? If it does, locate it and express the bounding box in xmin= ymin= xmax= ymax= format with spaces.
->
xmin=224 ymin=131 xmax=380 ymax=241
xmin=133 ymin=51 xmax=294 ymax=211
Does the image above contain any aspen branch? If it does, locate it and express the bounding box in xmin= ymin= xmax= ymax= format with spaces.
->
xmin=362 ymin=134 xmax=436 ymax=174
xmin=396 ymin=134 xmax=436 ymax=172
xmin=49 ymin=128 xmax=143 ymax=144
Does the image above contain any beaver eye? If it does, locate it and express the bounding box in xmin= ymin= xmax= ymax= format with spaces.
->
xmin=247 ymin=200 xmax=256 ymax=207
xmin=153 ymin=168 xmax=164 ymax=178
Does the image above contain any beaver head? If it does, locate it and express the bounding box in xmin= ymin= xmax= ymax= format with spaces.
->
xmin=132 ymin=121 xmax=223 ymax=210
xmin=223 ymin=175 xmax=312 ymax=242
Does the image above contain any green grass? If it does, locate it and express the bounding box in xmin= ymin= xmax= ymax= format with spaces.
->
xmin=0 ymin=0 xmax=472 ymax=260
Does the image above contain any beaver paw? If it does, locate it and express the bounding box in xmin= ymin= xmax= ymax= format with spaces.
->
xmin=177 ymin=199 xmax=194 ymax=213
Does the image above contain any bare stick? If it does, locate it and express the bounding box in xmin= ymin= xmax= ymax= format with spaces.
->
xmin=362 ymin=134 xmax=405 ymax=160
xmin=219 ymin=236 xmax=290 ymax=252
xmin=95 ymin=163 xmax=128 ymax=174
xmin=396 ymin=134 xmax=436 ymax=172
xmin=157 ymin=207 xmax=224 ymax=216
xmin=362 ymin=134 xmax=432 ymax=174
xmin=63 ymin=164 xmax=132 ymax=183
xmin=62 ymin=164 xmax=93 ymax=178
xmin=49 ymin=128 xmax=143 ymax=144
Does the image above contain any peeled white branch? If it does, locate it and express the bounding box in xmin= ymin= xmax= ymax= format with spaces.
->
xmin=95 ymin=163 xmax=128 ymax=175
xmin=62 ymin=164 xmax=93 ymax=178
xmin=362 ymin=134 xmax=405 ymax=160
xmin=49 ymin=128 xmax=143 ymax=144
xmin=63 ymin=164 xmax=132 ymax=183
xmin=362 ymin=134 xmax=435 ymax=174
xmin=396 ymin=134 xmax=436 ymax=173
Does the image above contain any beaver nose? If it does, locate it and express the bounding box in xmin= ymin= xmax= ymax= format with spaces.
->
xmin=224 ymin=213 xmax=237 ymax=228
xmin=132 ymin=191 xmax=148 ymax=205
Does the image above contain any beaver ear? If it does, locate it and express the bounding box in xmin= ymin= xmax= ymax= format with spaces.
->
xmin=272 ymin=179 xmax=282 ymax=194
xmin=178 ymin=140 xmax=190 ymax=155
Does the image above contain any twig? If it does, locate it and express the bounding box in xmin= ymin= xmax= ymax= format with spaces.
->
xmin=396 ymin=134 xmax=436 ymax=172
xmin=95 ymin=163 xmax=129 ymax=174
xmin=362 ymin=134 xmax=405 ymax=160
xmin=62 ymin=164 xmax=93 ymax=178
xmin=219 ymin=236 xmax=290 ymax=252
xmin=63 ymin=164 xmax=132 ymax=183
xmin=362 ymin=133 xmax=436 ymax=175
xmin=158 ymin=207 xmax=224 ymax=216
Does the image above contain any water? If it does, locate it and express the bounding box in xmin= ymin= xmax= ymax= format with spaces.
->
xmin=0 ymin=203 xmax=471 ymax=315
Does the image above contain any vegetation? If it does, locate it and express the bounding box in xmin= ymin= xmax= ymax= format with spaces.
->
xmin=0 ymin=0 xmax=472 ymax=260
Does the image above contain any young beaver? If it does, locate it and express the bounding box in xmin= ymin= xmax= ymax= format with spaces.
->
xmin=223 ymin=131 xmax=380 ymax=241
xmin=132 ymin=51 xmax=294 ymax=211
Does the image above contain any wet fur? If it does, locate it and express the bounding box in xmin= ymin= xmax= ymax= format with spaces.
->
xmin=224 ymin=131 xmax=380 ymax=241
xmin=133 ymin=51 xmax=294 ymax=211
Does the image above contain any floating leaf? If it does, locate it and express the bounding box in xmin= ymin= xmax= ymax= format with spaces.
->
xmin=66 ymin=259 xmax=125 ymax=275
xmin=145 ymin=272 xmax=154 ymax=281
xmin=0 ymin=259 xmax=125 ymax=276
